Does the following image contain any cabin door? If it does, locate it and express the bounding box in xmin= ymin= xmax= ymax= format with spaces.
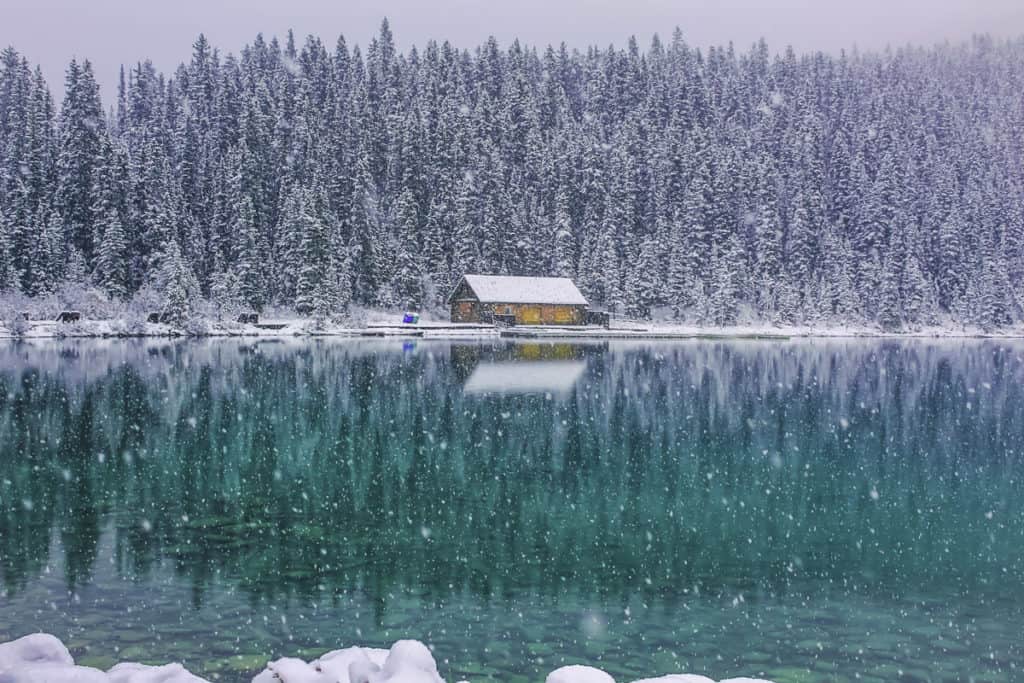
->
xmin=519 ymin=306 xmax=542 ymax=324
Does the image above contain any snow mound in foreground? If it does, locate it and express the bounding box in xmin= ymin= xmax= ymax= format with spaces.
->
xmin=0 ymin=635 xmax=207 ymax=683
xmin=0 ymin=634 xmax=775 ymax=683
xmin=254 ymin=640 xmax=444 ymax=683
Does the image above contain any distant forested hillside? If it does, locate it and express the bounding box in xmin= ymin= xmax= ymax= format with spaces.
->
xmin=1 ymin=24 xmax=1023 ymax=328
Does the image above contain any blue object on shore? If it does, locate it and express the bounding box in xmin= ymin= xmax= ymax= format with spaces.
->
xmin=402 ymin=312 xmax=420 ymax=324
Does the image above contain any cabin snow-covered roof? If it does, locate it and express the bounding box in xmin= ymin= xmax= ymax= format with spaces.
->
xmin=449 ymin=275 xmax=589 ymax=306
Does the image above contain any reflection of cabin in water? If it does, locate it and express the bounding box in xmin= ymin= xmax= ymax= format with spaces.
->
xmin=463 ymin=361 xmax=586 ymax=395
xmin=450 ymin=341 xmax=590 ymax=383
xmin=452 ymin=341 xmax=590 ymax=395
xmin=448 ymin=274 xmax=588 ymax=325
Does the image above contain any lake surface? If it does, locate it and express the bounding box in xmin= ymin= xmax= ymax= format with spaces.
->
xmin=0 ymin=338 xmax=1022 ymax=683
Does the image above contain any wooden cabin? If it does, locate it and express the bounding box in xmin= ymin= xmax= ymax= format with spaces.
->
xmin=448 ymin=274 xmax=589 ymax=325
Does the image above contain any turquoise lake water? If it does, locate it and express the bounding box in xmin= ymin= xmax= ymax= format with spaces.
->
xmin=0 ymin=339 xmax=1022 ymax=682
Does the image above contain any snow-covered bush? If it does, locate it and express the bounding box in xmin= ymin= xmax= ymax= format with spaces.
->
xmin=0 ymin=298 xmax=30 ymax=338
xmin=3 ymin=313 xmax=28 ymax=338
xmin=182 ymin=316 xmax=209 ymax=337
xmin=108 ymin=312 xmax=149 ymax=336
xmin=208 ymin=270 xmax=244 ymax=322
xmin=139 ymin=242 xmax=202 ymax=328
xmin=126 ymin=282 xmax=165 ymax=320
xmin=340 ymin=305 xmax=369 ymax=328
xmin=51 ymin=281 xmax=120 ymax=321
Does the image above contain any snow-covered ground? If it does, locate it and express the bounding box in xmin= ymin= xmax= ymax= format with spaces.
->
xmin=0 ymin=634 xmax=773 ymax=683
xmin=0 ymin=317 xmax=501 ymax=340
xmin=4 ymin=315 xmax=1024 ymax=341
xmin=497 ymin=320 xmax=1024 ymax=339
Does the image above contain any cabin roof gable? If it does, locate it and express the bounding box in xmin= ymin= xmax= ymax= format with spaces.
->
xmin=447 ymin=274 xmax=588 ymax=306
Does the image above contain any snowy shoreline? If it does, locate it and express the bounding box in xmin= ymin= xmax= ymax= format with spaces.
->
xmin=0 ymin=634 xmax=772 ymax=683
xmin=3 ymin=318 xmax=1024 ymax=341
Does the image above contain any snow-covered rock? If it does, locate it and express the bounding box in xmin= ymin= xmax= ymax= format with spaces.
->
xmin=312 ymin=647 xmax=389 ymax=683
xmin=250 ymin=657 xmax=323 ymax=683
xmin=107 ymin=663 xmax=211 ymax=683
xmin=0 ymin=635 xmax=773 ymax=683
xmin=0 ymin=635 xmax=73 ymax=671
xmin=0 ymin=663 xmax=109 ymax=683
xmin=0 ymin=635 xmax=208 ymax=683
xmin=352 ymin=640 xmax=444 ymax=683
xmin=547 ymin=665 xmax=616 ymax=683
xmin=254 ymin=640 xmax=443 ymax=683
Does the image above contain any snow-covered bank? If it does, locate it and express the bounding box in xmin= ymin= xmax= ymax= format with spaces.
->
xmin=4 ymin=316 xmax=1024 ymax=341
xmin=0 ymin=318 xmax=501 ymax=341
xmin=0 ymin=634 xmax=774 ymax=683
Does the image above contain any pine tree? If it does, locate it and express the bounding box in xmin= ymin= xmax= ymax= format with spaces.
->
xmin=94 ymin=208 xmax=128 ymax=298
xmin=159 ymin=241 xmax=200 ymax=327
xmin=234 ymin=197 xmax=264 ymax=311
xmin=31 ymin=210 xmax=65 ymax=295
xmin=901 ymin=253 xmax=931 ymax=327
xmin=347 ymin=151 xmax=381 ymax=304
xmin=877 ymin=257 xmax=902 ymax=331
xmin=937 ymin=208 xmax=966 ymax=310
xmin=392 ymin=188 xmax=422 ymax=309
xmin=294 ymin=188 xmax=330 ymax=314
xmin=0 ymin=217 xmax=18 ymax=292
xmin=976 ymin=231 xmax=1011 ymax=331
xmin=54 ymin=59 xmax=104 ymax=263
xmin=706 ymin=239 xmax=741 ymax=326
xmin=209 ymin=269 xmax=241 ymax=321
xmin=626 ymin=237 xmax=661 ymax=319
xmin=91 ymin=138 xmax=129 ymax=298
xmin=550 ymin=187 xmax=576 ymax=279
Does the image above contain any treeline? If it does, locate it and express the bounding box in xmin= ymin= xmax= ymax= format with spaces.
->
xmin=1 ymin=25 xmax=1023 ymax=328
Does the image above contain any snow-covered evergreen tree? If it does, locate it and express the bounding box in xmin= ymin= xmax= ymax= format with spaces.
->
xmin=158 ymin=241 xmax=200 ymax=326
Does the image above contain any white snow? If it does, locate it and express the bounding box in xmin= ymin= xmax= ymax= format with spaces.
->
xmin=456 ymin=275 xmax=589 ymax=306
xmin=0 ymin=635 xmax=73 ymax=671
xmin=0 ymin=634 xmax=777 ymax=683
xmin=250 ymin=657 xmax=323 ymax=683
xmin=547 ymin=665 xmax=616 ymax=683
xmin=106 ymin=663 xmax=208 ymax=683
xmin=312 ymin=647 xmax=390 ymax=683
xmin=0 ymin=635 xmax=205 ymax=683
xmin=7 ymin=314 xmax=1024 ymax=341
xmin=370 ymin=640 xmax=445 ymax=683
xmin=0 ymin=663 xmax=111 ymax=683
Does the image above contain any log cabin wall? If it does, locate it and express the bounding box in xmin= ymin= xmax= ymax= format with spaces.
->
xmin=450 ymin=301 xmax=586 ymax=325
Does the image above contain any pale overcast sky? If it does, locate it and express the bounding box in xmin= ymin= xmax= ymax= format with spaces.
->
xmin=3 ymin=0 xmax=1023 ymax=104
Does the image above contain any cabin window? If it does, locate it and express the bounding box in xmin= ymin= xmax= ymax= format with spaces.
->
xmin=505 ymin=306 xmax=512 ymax=314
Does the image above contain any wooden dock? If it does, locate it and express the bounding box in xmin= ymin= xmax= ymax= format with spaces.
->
xmin=500 ymin=327 xmax=791 ymax=340
xmin=359 ymin=329 xmax=425 ymax=337
xmin=365 ymin=323 xmax=495 ymax=332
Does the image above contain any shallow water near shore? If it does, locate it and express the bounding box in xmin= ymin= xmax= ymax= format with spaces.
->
xmin=1 ymin=338 xmax=1022 ymax=682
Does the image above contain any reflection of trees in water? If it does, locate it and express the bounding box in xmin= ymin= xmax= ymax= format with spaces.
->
xmin=1 ymin=340 xmax=1023 ymax=612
